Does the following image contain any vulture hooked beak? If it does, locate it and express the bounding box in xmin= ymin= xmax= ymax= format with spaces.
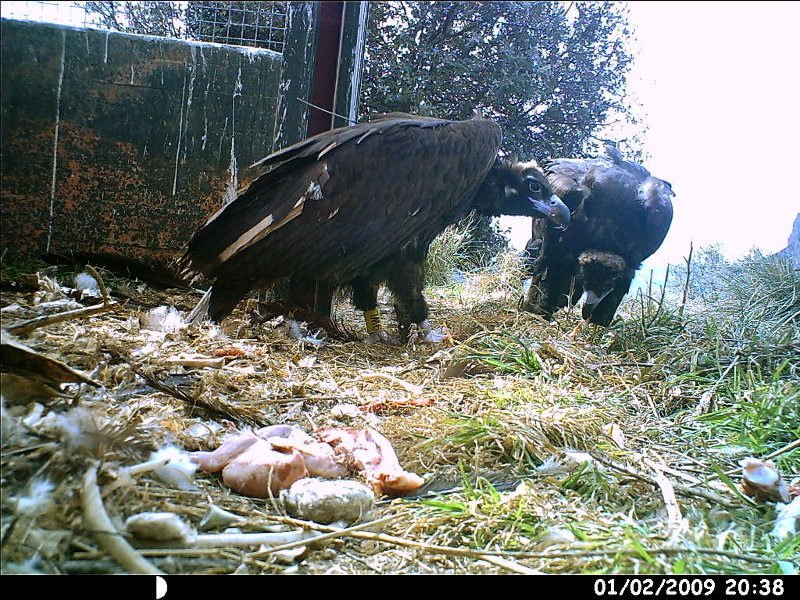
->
xmin=581 ymin=287 xmax=613 ymax=319
xmin=533 ymin=194 xmax=571 ymax=230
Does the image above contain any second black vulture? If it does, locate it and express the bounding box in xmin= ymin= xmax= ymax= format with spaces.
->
xmin=181 ymin=113 xmax=570 ymax=340
xmin=523 ymin=146 xmax=674 ymax=326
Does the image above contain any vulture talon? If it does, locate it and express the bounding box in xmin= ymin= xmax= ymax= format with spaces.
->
xmin=364 ymin=330 xmax=400 ymax=345
xmin=407 ymin=320 xmax=450 ymax=345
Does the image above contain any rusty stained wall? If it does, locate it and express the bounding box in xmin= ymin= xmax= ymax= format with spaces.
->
xmin=0 ymin=19 xmax=281 ymax=265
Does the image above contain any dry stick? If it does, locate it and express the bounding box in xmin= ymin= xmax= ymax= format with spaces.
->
xmin=104 ymin=342 xmax=262 ymax=426
xmin=507 ymin=547 xmax=774 ymax=565
xmin=362 ymin=372 xmax=424 ymax=395
xmin=7 ymin=301 xmax=118 ymax=336
xmin=84 ymin=264 xmax=110 ymax=304
xmin=477 ymin=554 xmax=542 ymax=575
xmin=589 ymin=453 xmax=740 ymax=509
xmin=192 ymin=530 xmax=318 ymax=548
xmin=256 ymin=515 xmax=773 ymax=567
xmin=678 ymin=241 xmax=693 ymax=318
xmin=647 ymin=461 xmax=685 ymax=544
xmin=81 ymin=463 xmax=165 ymax=575
xmin=762 ymin=439 xmax=800 ymax=461
xmin=251 ymin=514 xmax=401 ymax=555
xmin=258 ymin=515 xmax=535 ymax=574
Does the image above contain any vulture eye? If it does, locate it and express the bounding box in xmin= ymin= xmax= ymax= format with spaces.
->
xmin=527 ymin=180 xmax=542 ymax=194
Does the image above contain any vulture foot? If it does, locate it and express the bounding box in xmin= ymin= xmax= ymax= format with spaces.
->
xmin=409 ymin=320 xmax=451 ymax=345
xmin=364 ymin=330 xmax=401 ymax=345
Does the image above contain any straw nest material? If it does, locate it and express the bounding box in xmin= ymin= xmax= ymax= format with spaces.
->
xmin=1 ymin=260 xmax=796 ymax=575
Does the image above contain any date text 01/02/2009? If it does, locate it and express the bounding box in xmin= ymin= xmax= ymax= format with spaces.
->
xmin=591 ymin=577 xmax=787 ymax=598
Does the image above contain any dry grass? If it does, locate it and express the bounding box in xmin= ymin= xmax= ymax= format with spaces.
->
xmin=0 ymin=253 xmax=797 ymax=575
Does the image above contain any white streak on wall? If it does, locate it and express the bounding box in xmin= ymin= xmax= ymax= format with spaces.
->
xmin=103 ymin=31 xmax=109 ymax=63
xmin=172 ymin=60 xmax=188 ymax=196
xmin=224 ymin=66 xmax=243 ymax=205
xmin=186 ymin=46 xmax=196 ymax=108
xmin=202 ymin=82 xmax=210 ymax=151
xmin=218 ymin=117 xmax=228 ymax=161
xmin=46 ymin=30 xmax=66 ymax=253
xmin=200 ymin=48 xmax=208 ymax=151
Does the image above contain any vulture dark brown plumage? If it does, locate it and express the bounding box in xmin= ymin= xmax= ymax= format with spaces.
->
xmin=180 ymin=113 xmax=570 ymax=340
xmin=523 ymin=146 xmax=674 ymax=326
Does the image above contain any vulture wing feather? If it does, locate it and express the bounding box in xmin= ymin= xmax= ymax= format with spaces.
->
xmin=180 ymin=115 xmax=503 ymax=323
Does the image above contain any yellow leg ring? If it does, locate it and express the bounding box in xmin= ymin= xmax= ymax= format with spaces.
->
xmin=363 ymin=309 xmax=383 ymax=334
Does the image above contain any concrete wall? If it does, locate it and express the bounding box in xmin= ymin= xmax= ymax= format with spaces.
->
xmin=1 ymin=19 xmax=282 ymax=265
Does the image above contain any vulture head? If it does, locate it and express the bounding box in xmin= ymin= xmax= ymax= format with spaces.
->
xmin=180 ymin=113 xmax=570 ymax=342
xmin=476 ymin=160 xmax=571 ymax=228
xmin=576 ymin=249 xmax=632 ymax=325
xmin=523 ymin=145 xmax=674 ymax=326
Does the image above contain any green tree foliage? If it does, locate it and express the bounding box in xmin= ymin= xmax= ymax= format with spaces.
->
xmin=83 ymin=1 xmax=287 ymax=50
xmin=362 ymin=1 xmax=638 ymax=264
xmin=84 ymin=1 xmax=185 ymax=37
xmin=362 ymin=1 xmax=637 ymax=161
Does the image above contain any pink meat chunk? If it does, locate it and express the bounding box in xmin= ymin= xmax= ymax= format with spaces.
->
xmin=316 ymin=428 xmax=424 ymax=497
xmin=190 ymin=425 xmax=423 ymax=498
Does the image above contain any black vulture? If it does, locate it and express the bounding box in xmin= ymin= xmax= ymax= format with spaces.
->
xmin=523 ymin=146 xmax=674 ymax=326
xmin=181 ymin=113 xmax=571 ymax=340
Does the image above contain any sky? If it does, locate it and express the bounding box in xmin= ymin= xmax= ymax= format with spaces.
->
xmin=501 ymin=1 xmax=800 ymax=277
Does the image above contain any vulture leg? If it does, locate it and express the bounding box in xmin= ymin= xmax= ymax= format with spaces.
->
xmin=351 ymin=277 xmax=397 ymax=344
xmin=385 ymin=252 xmax=447 ymax=343
xmin=208 ymin=281 xmax=254 ymax=323
xmin=525 ymin=253 xmax=579 ymax=319
xmin=288 ymin=277 xmax=334 ymax=317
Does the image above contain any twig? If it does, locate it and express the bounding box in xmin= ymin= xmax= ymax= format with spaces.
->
xmin=362 ymin=372 xmax=424 ymax=395
xmin=500 ymin=547 xmax=774 ymax=565
xmin=84 ymin=264 xmax=110 ymax=304
xmin=251 ymin=514 xmax=401 ymax=555
xmin=761 ymin=439 xmax=800 ymax=462
xmin=256 ymin=515 xmax=538 ymax=574
xmin=590 ymin=453 xmax=740 ymax=508
xmin=678 ymin=241 xmax=693 ymax=318
xmin=479 ymin=554 xmax=542 ymax=574
xmin=249 ymin=514 xmax=774 ymax=569
xmin=104 ymin=341 xmax=264 ymax=426
xmin=646 ymin=460 xmax=685 ymax=543
xmin=81 ymin=463 xmax=165 ymax=575
xmin=7 ymin=301 xmax=118 ymax=336
xmin=192 ymin=530 xmax=318 ymax=548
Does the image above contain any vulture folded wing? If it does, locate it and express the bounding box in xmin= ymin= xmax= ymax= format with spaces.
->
xmin=180 ymin=115 xmax=502 ymax=296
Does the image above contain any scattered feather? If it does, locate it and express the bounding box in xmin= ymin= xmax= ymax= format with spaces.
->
xmin=149 ymin=445 xmax=199 ymax=490
xmin=771 ymin=496 xmax=800 ymax=539
xmin=14 ymin=479 xmax=56 ymax=517
xmin=139 ymin=306 xmax=185 ymax=333
xmin=75 ymin=272 xmax=101 ymax=299
xmin=537 ymin=450 xmax=596 ymax=476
